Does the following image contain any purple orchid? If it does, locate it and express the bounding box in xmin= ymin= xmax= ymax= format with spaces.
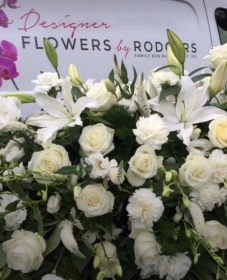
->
xmin=0 ymin=56 xmax=19 ymax=86
xmin=6 ymin=0 xmax=18 ymax=9
xmin=0 ymin=9 xmax=9 ymax=28
xmin=0 ymin=40 xmax=17 ymax=61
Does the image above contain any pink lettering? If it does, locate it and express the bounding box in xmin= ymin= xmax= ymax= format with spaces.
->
xmin=115 ymin=39 xmax=131 ymax=58
xmin=18 ymin=9 xmax=111 ymax=38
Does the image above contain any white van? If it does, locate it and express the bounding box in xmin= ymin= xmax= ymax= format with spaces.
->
xmin=1 ymin=0 xmax=227 ymax=92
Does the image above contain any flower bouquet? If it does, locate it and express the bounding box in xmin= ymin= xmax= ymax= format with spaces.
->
xmin=1 ymin=29 xmax=227 ymax=280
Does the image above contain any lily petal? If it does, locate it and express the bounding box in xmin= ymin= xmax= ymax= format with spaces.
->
xmin=62 ymin=76 xmax=74 ymax=113
xmin=189 ymin=106 xmax=227 ymax=124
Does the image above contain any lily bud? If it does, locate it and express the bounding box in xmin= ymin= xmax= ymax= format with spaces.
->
xmin=68 ymin=63 xmax=81 ymax=86
xmin=41 ymin=190 xmax=48 ymax=202
xmin=104 ymin=79 xmax=116 ymax=93
xmin=116 ymin=265 xmax=123 ymax=277
xmin=209 ymin=59 xmax=227 ymax=97
xmin=93 ymin=255 xmax=101 ymax=269
xmin=165 ymin=171 xmax=172 ymax=182
xmin=183 ymin=194 xmax=190 ymax=208
xmin=193 ymin=253 xmax=201 ymax=264
xmin=73 ymin=185 xmax=82 ymax=199
xmin=43 ymin=38 xmax=58 ymax=69
xmin=167 ymin=45 xmax=182 ymax=75
xmin=167 ymin=29 xmax=186 ymax=65
xmin=4 ymin=92 xmax=35 ymax=103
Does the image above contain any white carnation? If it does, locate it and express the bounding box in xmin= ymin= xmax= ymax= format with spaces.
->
xmin=0 ymin=192 xmax=27 ymax=231
xmin=85 ymin=152 xmax=117 ymax=178
xmin=127 ymin=188 xmax=164 ymax=229
xmin=0 ymin=96 xmax=21 ymax=128
xmin=1 ymin=138 xmax=25 ymax=163
xmin=133 ymin=114 xmax=169 ymax=149
xmin=190 ymin=183 xmax=227 ymax=211
xmin=149 ymin=69 xmax=180 ymax=88
xmin=41 ymin=274 xmax=64 ymax=280
xmin=157 ymin=253 xmax=192 ymax=280
xmin=208 ymin=149 xmax=227 ymax=184
xmin=32 ymin=72 xmax=63 ymax=94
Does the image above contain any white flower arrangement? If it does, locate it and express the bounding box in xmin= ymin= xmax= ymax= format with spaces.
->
xmin=1 ymin=30 xmax=227 ymax=280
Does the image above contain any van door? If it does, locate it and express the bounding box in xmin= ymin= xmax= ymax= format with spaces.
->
xmin=204 ymin=0 xmax=227 ymax=46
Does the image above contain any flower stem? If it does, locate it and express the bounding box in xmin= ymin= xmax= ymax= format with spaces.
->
xmin=11 ymin=78 xmax=19 ymax=90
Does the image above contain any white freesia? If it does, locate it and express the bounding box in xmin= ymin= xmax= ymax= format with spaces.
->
xmin=127 ymin=188 xmax=164 ymax=228
xmin=27 ymin=76 xmax=99 ymax=145
xmin=149 ymin=76 xmax=227 ymax=146
xmin=208 ymin=116 xmax=227 ymax=148
xmin=94 ymin=241 xmax=120 ymax=278
xmin=0 ymin=96 xmax=21 ymax=128
xmin=0 ymin=192 xmax=27 ymax=231
xmin=134 ymin=231 xmax=161 ymax=279
xmin=1 ymin=138 xmax=25 ymax=163
xmin=85 ymin=152 xmax=117 ymax=178
xmin=208 ymin=149 xmax=227 ymax=183
xmin=32 ymin=72 xmax=63 ymax=94
xmin=190 ymin=183 xmax=227 ymax=211
xmin=28 ymin=144 xmax=71 ymax=184
xmin=2 ymin=230 xmax=46 ymax=273
xmin=204 ymin=43 xmax=227 ymax=67
xmin=41 ymin=274 xmax=64 ymax=280
xmin=203 ymin=220 xmax=227 ymax=250
xmin=86 ymin=79 xmax=117 ymax=111
xmin=79 ymin=123 xmax=115 ymax=156
xmin=149 ymin=69 xmax=180 ymax=88
xmin=133 ymin=114 xmax=169 ymax=149
xmin=186 ymin=139 xmax=213 ymax=156
xmin=127 ymin=145 xmax=162 ymax=187
xmin=75 ymin=183 xmax=114 ymax=217
xmin=179 ymin=153 xmax=211 ymax=188
xmin=47 ymin=192 xmax=62 ymax=214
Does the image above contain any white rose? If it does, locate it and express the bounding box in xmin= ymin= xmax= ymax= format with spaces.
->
xmin=204 ymin=220 xmax=227 ymax=250
xmin=75 ymin=183 xmax=114 ymax=217
xmin=78 ymin=123 xmax=114 ymax=156
xmin=2 ymin=230 xmax=46 ymax=273
xmin=208 ymin=116 xmax=227 ymax=148
xmin=86 ymin=80 xmax=117 ymax=111
xmin=0 ymin=192 xmax=27 ymax=231
xmin=179 ymin=153 xmax=211 ymax=188
xmin=47 ymin=192 xmax=62 ymax=214
xmin=0 ymin=96 xmax=21 ymax=127
xmin=32 ymin=72 xmax=63 ymax=94
xmin=134 ymin=231 xmax=161 ymax=275
xmin=41 ymin=274 xmax=64 ymax=280
xmin=1 ymin=138 xmax=24 ymax=163
xmin=126 ymin=145 xmax=162 ymax=187
xmin=28 ymin=144 xmax=71 ymax=185
xmin=94 ymin=241 xmax=119 ymax=278
xmin=205 ymin=43 xmax=227 ymax=68
xmin=127 ymin=188 xmax=164 ymax=229
xmin=133 ymin=114 xmax=169 ymax=149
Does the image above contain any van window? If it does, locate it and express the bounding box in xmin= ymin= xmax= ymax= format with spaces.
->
xmin=215 ymin=8 xmax=227 ymax=44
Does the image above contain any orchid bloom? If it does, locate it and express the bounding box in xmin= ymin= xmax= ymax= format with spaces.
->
xmin=0 ymin=9 xmax=9 ymax=28
xmin=26 ymin=76 xmax=99 ymax=145
xmin=149 ymin=76 xmax=227 ymax=146
xmin=0 ymin=57 xmax=19 ymax=86
xmin=0 ymin=40 xmax=18 ymax=61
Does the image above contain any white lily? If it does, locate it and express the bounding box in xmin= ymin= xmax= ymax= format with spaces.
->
xmin=27 ymin=76 xmax=99 ymax=145
xmin=149 ymin=76 xmax=227 ymax=146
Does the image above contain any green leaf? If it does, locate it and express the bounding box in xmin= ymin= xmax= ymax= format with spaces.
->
xmin=108 ymin=68 xmax=115 ymax=83
xmin=130 ymin=66 xmax=137 ymax=95
xmin=71 ymin=242 xmax=93 ymax=273
xmin=5 ymin=200 xmax=20 ymax=212
xmin=33 ymin=205 xmax=44 ymax=236
xmin=191 ymin=73 xmax=212 ymax=83
xmin=72 ymin=86 xmax=84 ymax=99
xmin=55 ymin=166 xmax=77 ymax=175
xmin=155 ymin=64 xmax=181 ymax=73
xmin=189 ymin=66 xmax=211 ymax=76
xmin=159 ymin=85 xmax=181 ymax=101
xmin=44 ymin=223 xmax=62 ymax=257
xmin=120 ymin=60 xmax=129 ymax=84
xmin=0 ymin=244 xmax=7 ymax=269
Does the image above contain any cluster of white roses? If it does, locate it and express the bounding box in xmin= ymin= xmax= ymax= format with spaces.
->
xmin=2 ymin=35 xmax=227 ymax=280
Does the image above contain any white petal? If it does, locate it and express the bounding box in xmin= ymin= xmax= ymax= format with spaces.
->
xmin=62 ymin=76 xmax=73 ymax=113
xmin=177 ymin=124 xmax=193 ymax=146
xmin=36 ymin=93 xmax=67 ymax=117
xmin=27 ymin=114 xmax=67 ymax=128
xmin=151 ymin=99 xmax=177 ymax=122
xmin=71 ymin=96 xmax=99 ymax=116
xmin=189 ymin=106 xmax=227 ymax=124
